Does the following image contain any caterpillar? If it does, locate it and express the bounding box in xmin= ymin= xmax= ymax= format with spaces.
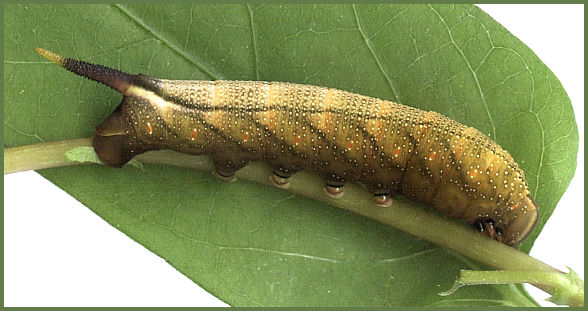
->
xmin=36 ymin=48 xmax=538 ymax=246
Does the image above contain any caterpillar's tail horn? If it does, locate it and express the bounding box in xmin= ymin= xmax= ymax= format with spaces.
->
xmin=35 ymin=48 xmax=133 ymax=95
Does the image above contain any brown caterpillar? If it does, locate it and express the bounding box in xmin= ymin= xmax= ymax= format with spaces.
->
xmin=36 ymin=48 xmax=539 ymax=246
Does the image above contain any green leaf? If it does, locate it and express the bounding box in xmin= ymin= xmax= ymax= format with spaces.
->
xmin=4 ymin=4 xmax=577 ymax=306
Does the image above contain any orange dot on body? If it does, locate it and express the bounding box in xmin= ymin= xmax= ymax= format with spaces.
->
xmin=242 ymin=132 xmax=250 ymax=142
xmin=428 ymin=152 xmax=436 ymax=161
xmin=146 ymin=122 xmax=153 ymax=135
xmin=324 ymin=112 xmax=331 ymax=125
xmin=190 ymin=129 xmax=198 ymax=140
xmin=455 ymin=139 xmax=466 ymax=156
xmin=295 ymin=136 xmax=301 ymax=145
xmin=395 ymin=148 xmax=401 ymax=156
xmin=347 ymin=141 xmax=354 ymax=150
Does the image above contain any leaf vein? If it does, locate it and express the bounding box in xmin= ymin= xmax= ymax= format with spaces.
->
xmin=247 ymin=4 xmax=261 ymax=80
xmin=428 ymin=4 xmax=496 ymax=139
xmin=113 ymin=4 xmax=222 ymax=80
xmin=352 ymin=4 xmax=401 ymax=104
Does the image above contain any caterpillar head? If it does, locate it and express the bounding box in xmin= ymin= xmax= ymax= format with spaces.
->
xmin=504 ymin=194 xmax=539 ymax=245
xmin=474 ymin=194 xmax=539 ymax=246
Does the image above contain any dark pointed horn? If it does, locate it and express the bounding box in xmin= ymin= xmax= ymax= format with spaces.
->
xmin=36 ymin=48 xmax=133 ymax=95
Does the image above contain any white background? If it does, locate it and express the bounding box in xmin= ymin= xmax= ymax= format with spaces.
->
xmin=4 ymin=4 xmax=584 ymax=307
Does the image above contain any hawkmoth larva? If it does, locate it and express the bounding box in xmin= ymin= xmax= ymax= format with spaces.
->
xmin=36 ymin=48 xmax=539 ymax=246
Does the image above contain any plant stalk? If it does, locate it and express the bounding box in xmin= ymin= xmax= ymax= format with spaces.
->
xmin=3 ymin=139 xmax=583 ymax=306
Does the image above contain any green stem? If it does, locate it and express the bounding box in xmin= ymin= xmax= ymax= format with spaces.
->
xmin=4 ymin=139 xmax=584 ymax=306
xmin=440 ymin=269 xmax=584 ymax=307
xmin=4 ymin=138 xmax=93 ymax=174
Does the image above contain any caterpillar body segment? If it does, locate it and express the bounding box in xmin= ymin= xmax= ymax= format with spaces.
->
xmin=37 ymin=48 xmax=539 ymax=246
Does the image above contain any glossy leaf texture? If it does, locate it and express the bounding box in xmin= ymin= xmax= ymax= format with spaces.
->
xmin=4 ymin=4 xmax=578 ymax=306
